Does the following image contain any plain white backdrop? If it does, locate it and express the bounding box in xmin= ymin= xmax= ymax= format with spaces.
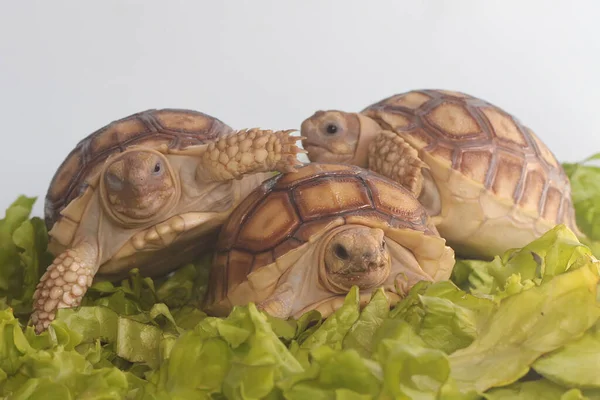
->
xmin=1 ymin=1 xmax=599 ymax=218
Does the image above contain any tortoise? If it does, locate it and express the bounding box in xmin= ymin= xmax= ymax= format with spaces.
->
xmin=31 ymin=108 xmax=304 ymax=333
xmin=300 ymin=89 xmax=583 ymax=260
xmin=204 ymin=163 xmax=455 ymax=319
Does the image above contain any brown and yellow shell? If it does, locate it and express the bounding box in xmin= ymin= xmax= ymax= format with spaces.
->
xmin=44 ymin=109 xmax=234 ymax=231
xmin=206 ymin=162 xmax=444 ymax=307
xmin=361 ymin=89 xmax=580 ymax=235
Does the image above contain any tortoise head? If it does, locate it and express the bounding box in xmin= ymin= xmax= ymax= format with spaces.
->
xmin=300 ymin=110 xmax=381 ymax=168
xmin=101 ymin=148 xmax=179 ymax=225
xmin=321 ymin=225 xmax=391 ymax=293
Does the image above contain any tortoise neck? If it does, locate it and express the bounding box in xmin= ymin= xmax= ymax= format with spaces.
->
xmin=352 ymin=113 xmax=384 ymax=168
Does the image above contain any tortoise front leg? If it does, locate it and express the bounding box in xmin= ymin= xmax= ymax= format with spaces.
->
xmin=256 ymin=282 xmax=297 ymax=319
xmin=196 ymin=129 xmax=305 ymax=182
xmin=368 ymin=130 xmax=429 ymax=197
xmin=30 ymin=242 xmax=98 ymax=333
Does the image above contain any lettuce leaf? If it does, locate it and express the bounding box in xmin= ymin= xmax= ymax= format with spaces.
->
xmin=454 ymin=224 xmax=593 ymax=300
xmin=0 ymin=179 xmax=600 ymax=400
xmin=0 ymin=196 xmax=53 ymax=321
xmin=341 ymin=288 xmax=389 ymax=358
xmin=563 ymin=153 xmax=600 ymax=242
xmin=144 ymin=303 xmax=304 ymax=399
xmin=278 ymin=346 xmax=382 ymax=399
xmin=483 ymin=379 xmax=587 ymax=400
xmin=448 ymin=261 xmax=600 ymax=393
xmin=533 ymin=320 xmax=600 ymax=389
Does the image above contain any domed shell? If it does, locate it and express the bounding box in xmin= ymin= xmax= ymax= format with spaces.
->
xmin=361 ymin=89 xmax=579 ymax=234
xmin=206 ymin=163 xmax=447 ymax=308
xmin=44 ymin=109 xmax=234 ymax=231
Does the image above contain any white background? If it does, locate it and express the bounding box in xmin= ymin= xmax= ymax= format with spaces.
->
xmin=1 ymin=1 xmax=599 ymax=218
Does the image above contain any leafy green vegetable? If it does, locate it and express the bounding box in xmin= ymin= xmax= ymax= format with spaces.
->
xmin=483 ymin=379 xmax=587 ymax=400
xmin=341 ymin=288 xmax=389 ymax=357
xmin=448 ymin=261 xmax=600 ymax=392
xmin=533 ymin=320 xmax=600 ymax=389
xmin=454 ymin=225 xmax=593 ymax=300
xmin=2 ymin=153 xmax=600 ymax=400
xmin=278 ymin=346 xmax=381 ymax=399
xmin=563 ymin=153 xmax=600 ymax=242
xmin=0 ymin=196 xmax=53 ymax=321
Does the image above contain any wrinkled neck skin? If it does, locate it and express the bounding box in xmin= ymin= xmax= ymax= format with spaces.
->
xmin=277 ymin=225 xmax=435 ymax=319
xmin=351 ymin=114 xmax=385 ymax=168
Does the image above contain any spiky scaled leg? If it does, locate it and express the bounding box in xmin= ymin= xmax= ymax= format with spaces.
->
xmin=368 ymin=130 xmax=428 ymax=196
xmin=196 ymin=129 xmax=306 ymax=182
xmin=30 ymin=242 xmax=98 ymax=333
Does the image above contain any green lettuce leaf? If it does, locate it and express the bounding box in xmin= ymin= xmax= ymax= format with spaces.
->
xmin=533 ymin=320 xmax=600 ymax=389
xmin=278 ymin=346 xmax=382 ymax=399
xmin=341 ymin=288 xmax=389 ymax=358
xmin=1 ymin=181 xmax=600 ymax=400
xmin=0 ymin=307 xmax=143 ymax=399
xmin=0 ymin=196 xmax=53 ymax=321
xmin=292 ymin=286 xmax=361 ymax=368
xmin=373 ymin=317 xmax=479 ymax=400
xmin=386 ymin=280 xmax=496 ymax=354
xmin=448 ymin=261 xmax=600 ymax=393
xmin=144 ymin=303 xmax=304 ymax=399
xmin=563 ymin=153 xmax=600 ymax=242
xmin=483 ymin=379 xmax=587 ymax=400
xmin=455 ymin=225 xmax=593 ymax=300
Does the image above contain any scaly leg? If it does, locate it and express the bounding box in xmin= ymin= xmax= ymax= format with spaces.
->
xmin=367 ymin=130 xmax=428 ymax=197
xmin=30 ymin=242 xmax=98 ymax=333
xmin=196 ymin=129 xmax=306 ymax=182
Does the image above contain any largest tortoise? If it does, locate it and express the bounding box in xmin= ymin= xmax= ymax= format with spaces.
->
xmin=301 ymin=89 xmax=583 ymax=259
xmin=32 ymin=108 xmax=303 ymax=332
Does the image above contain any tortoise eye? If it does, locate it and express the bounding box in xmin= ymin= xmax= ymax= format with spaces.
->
xmin=334 ymin=244 xmax=349 ymax=260
xmin=381 ymin=239 xmax=386 ymax=250
xmin=325 ymin=124 xmax=338 ymax=135
xmin=153 ymin=162 xmax=162 ymax=174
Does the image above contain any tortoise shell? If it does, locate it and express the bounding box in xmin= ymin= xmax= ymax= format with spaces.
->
xmin=361 ymin=89 xmax=579 ymax=234
xmin=44 ymin=109 xmax=234 ymax=231
xmin=206 ymin=162 xmax=442 ymax=307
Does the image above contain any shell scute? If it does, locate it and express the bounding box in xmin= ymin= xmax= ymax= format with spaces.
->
xmin=235 ymin=190 xmax=300 ymax=253
xmin=275 ymin=162 xmax=359 ymax=188
xmin=365 ymin=174 xmax=424 ymax=223
xmin=490 ymin=151 xmax=526 ymax=202
xmin=216 ymin=181 xmax=272 ymax=251
xmin=459 ymin=149 xmax=493 ymax=185
xmin=480 ymin=107 xmax=527 ymax=147
xmin=292 ymin=176 xmax=372 ymax=221
xmin=426 ymin=102 xmax=483 ymax=139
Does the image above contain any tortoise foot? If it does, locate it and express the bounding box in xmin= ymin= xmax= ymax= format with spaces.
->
xmin=197 ymin=129 xmax=305 ymax=181
xmin=31 ymin=247 xmax=95 ymax=334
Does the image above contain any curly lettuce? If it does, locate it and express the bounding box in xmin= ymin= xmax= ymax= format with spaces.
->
xmin=1 ymin=146 xmax=600 ymax=400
